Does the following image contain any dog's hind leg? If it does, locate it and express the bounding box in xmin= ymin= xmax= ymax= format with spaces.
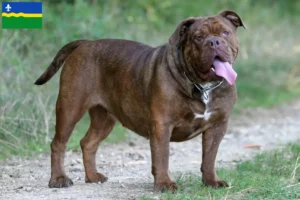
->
xmin=80 ymin=105 xmax=115 ymax=183
xmin=48 ymin=94 xmax=87 ymax=188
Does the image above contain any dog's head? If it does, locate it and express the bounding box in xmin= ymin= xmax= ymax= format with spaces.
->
xmin=169 ymin=10 xmax=245 ymax=85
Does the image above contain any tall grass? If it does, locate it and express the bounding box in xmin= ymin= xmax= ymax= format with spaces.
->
xmin=1 ymin=0 xmax=300 ymax=159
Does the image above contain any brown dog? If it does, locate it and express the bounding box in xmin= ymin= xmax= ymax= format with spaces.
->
xmin=35 ymin=10 xmax=244 ymax=192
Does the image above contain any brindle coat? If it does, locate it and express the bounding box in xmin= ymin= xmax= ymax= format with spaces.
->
xmin=35 ymin=10 xmax=245 ymax=192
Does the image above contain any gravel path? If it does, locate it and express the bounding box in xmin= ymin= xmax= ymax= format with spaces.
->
xmin=1 ymin=99 xmax=300 ymax=200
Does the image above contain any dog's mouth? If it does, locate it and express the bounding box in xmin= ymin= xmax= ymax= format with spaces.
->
xmin=198 ymin=56 xmax=237 ymax=85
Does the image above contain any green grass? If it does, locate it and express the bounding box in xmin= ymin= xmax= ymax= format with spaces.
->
xmin=1 ymin=0 xmax=300 ymax=159
xmin=140 ymin=143 xmax=300 ymax=200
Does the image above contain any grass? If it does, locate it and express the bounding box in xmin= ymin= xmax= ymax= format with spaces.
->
xmin=140 ymin=143 xmax=300 ymax=200
xmin=0 ymin=95 xmax=128 ymax=160
xmin=0 ymin=0 xmax=300 ymax=159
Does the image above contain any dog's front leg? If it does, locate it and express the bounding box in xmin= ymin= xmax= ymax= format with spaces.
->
xmin=150 ymin=121 xmax=178 ymax=192
xmin=201 ymin=121 xmax=229 ymax=188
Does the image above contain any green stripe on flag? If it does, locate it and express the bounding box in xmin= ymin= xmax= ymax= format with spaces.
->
xmin=2 ymin=17 xmax=42 ymax=29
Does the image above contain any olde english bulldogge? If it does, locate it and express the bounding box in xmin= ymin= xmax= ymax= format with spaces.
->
xmin=35 ymin=10 xmax=245 ymax=192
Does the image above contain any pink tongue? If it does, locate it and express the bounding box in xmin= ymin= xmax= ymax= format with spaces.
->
xmin=213 ymin=59 xmax=237 ymax=85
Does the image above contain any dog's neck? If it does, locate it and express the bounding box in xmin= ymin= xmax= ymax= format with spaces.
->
xmin=191 ymin=79 xmax=224 ymax=100
xmin=166 ymin=44 xmax=223 ymax=101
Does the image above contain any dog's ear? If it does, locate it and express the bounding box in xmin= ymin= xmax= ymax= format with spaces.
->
xmin=169 ymin=17 xmax=197 ymax=47
xmin=219 ymin=10 xmax=246 ymax=29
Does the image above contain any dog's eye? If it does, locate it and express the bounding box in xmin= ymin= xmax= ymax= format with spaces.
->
xmin=195 ymin=35 xmax=204 ymax=42
xmin=222 ymin=31 xmax=230 ymax=37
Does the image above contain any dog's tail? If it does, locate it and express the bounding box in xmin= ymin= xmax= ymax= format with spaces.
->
xmin=34 ymin=40 xmax=88 ymax=85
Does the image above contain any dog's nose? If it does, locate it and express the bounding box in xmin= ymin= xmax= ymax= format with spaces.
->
xmin=207 ymin=37 xmax=221 ymax=49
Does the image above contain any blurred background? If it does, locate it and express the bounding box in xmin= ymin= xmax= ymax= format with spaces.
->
xmin=0 ymin=0 xmax=299 ymax=159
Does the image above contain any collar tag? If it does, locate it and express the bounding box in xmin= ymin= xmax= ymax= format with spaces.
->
xmin=183 ymin=72 xmax=224 ymax=100
xmin=193 ymin=79 xmax=224 ymax=100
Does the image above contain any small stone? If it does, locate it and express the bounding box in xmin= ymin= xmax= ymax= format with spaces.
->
xmin=128 ymin=141 xmax=136 ymax=147
xmin=69 ymin=167 xmax=83 ymax=172
xmin=232 ymin=159 xmax=242 ymax=163
xmin=14 ymin=186 xmax=23 ymax=190
xmin=29 ymin=176 xmax=35 ymax=181
xmin=25 ymin=187 xmax=32 ymax=192
xmin=70 ymin=159 xmax=77 ymax=166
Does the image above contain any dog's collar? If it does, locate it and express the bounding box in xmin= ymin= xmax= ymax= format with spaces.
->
xmin=184 ymin=72 xmax=224 ymax=100
xmin=176 ymin=46 xmax=224 ymax=100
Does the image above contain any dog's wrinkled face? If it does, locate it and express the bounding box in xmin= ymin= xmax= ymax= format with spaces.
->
xmin=170 ymin=10 xmax=245 ymax=84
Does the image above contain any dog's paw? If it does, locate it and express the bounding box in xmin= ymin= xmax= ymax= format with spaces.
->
xmin=48 ymin=176 xmax=73 ymax=188
xmin=154 ymin=181 xmax=178 ymax=193
xmin=85 ymin=173 xmax=108 ymax=183
xmin=202 ymin=179 xmax=229 ymax=188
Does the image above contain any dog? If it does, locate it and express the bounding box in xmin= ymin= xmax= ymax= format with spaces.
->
xmin=35 ymin=10 xmax=245 ymax=192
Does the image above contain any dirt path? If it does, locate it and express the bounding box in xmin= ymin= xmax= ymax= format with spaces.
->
xmin=1 ymin=99 xmax=300 ymax=200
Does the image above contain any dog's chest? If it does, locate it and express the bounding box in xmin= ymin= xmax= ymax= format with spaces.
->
xmin=192 ymin=90 xmax=212 ymax=121
xmin=171 ymin=90 xmax=218 ymax=141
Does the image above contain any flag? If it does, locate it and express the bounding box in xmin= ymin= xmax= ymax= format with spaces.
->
xmin=2 ymin=2 xmax=42 ymax=29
